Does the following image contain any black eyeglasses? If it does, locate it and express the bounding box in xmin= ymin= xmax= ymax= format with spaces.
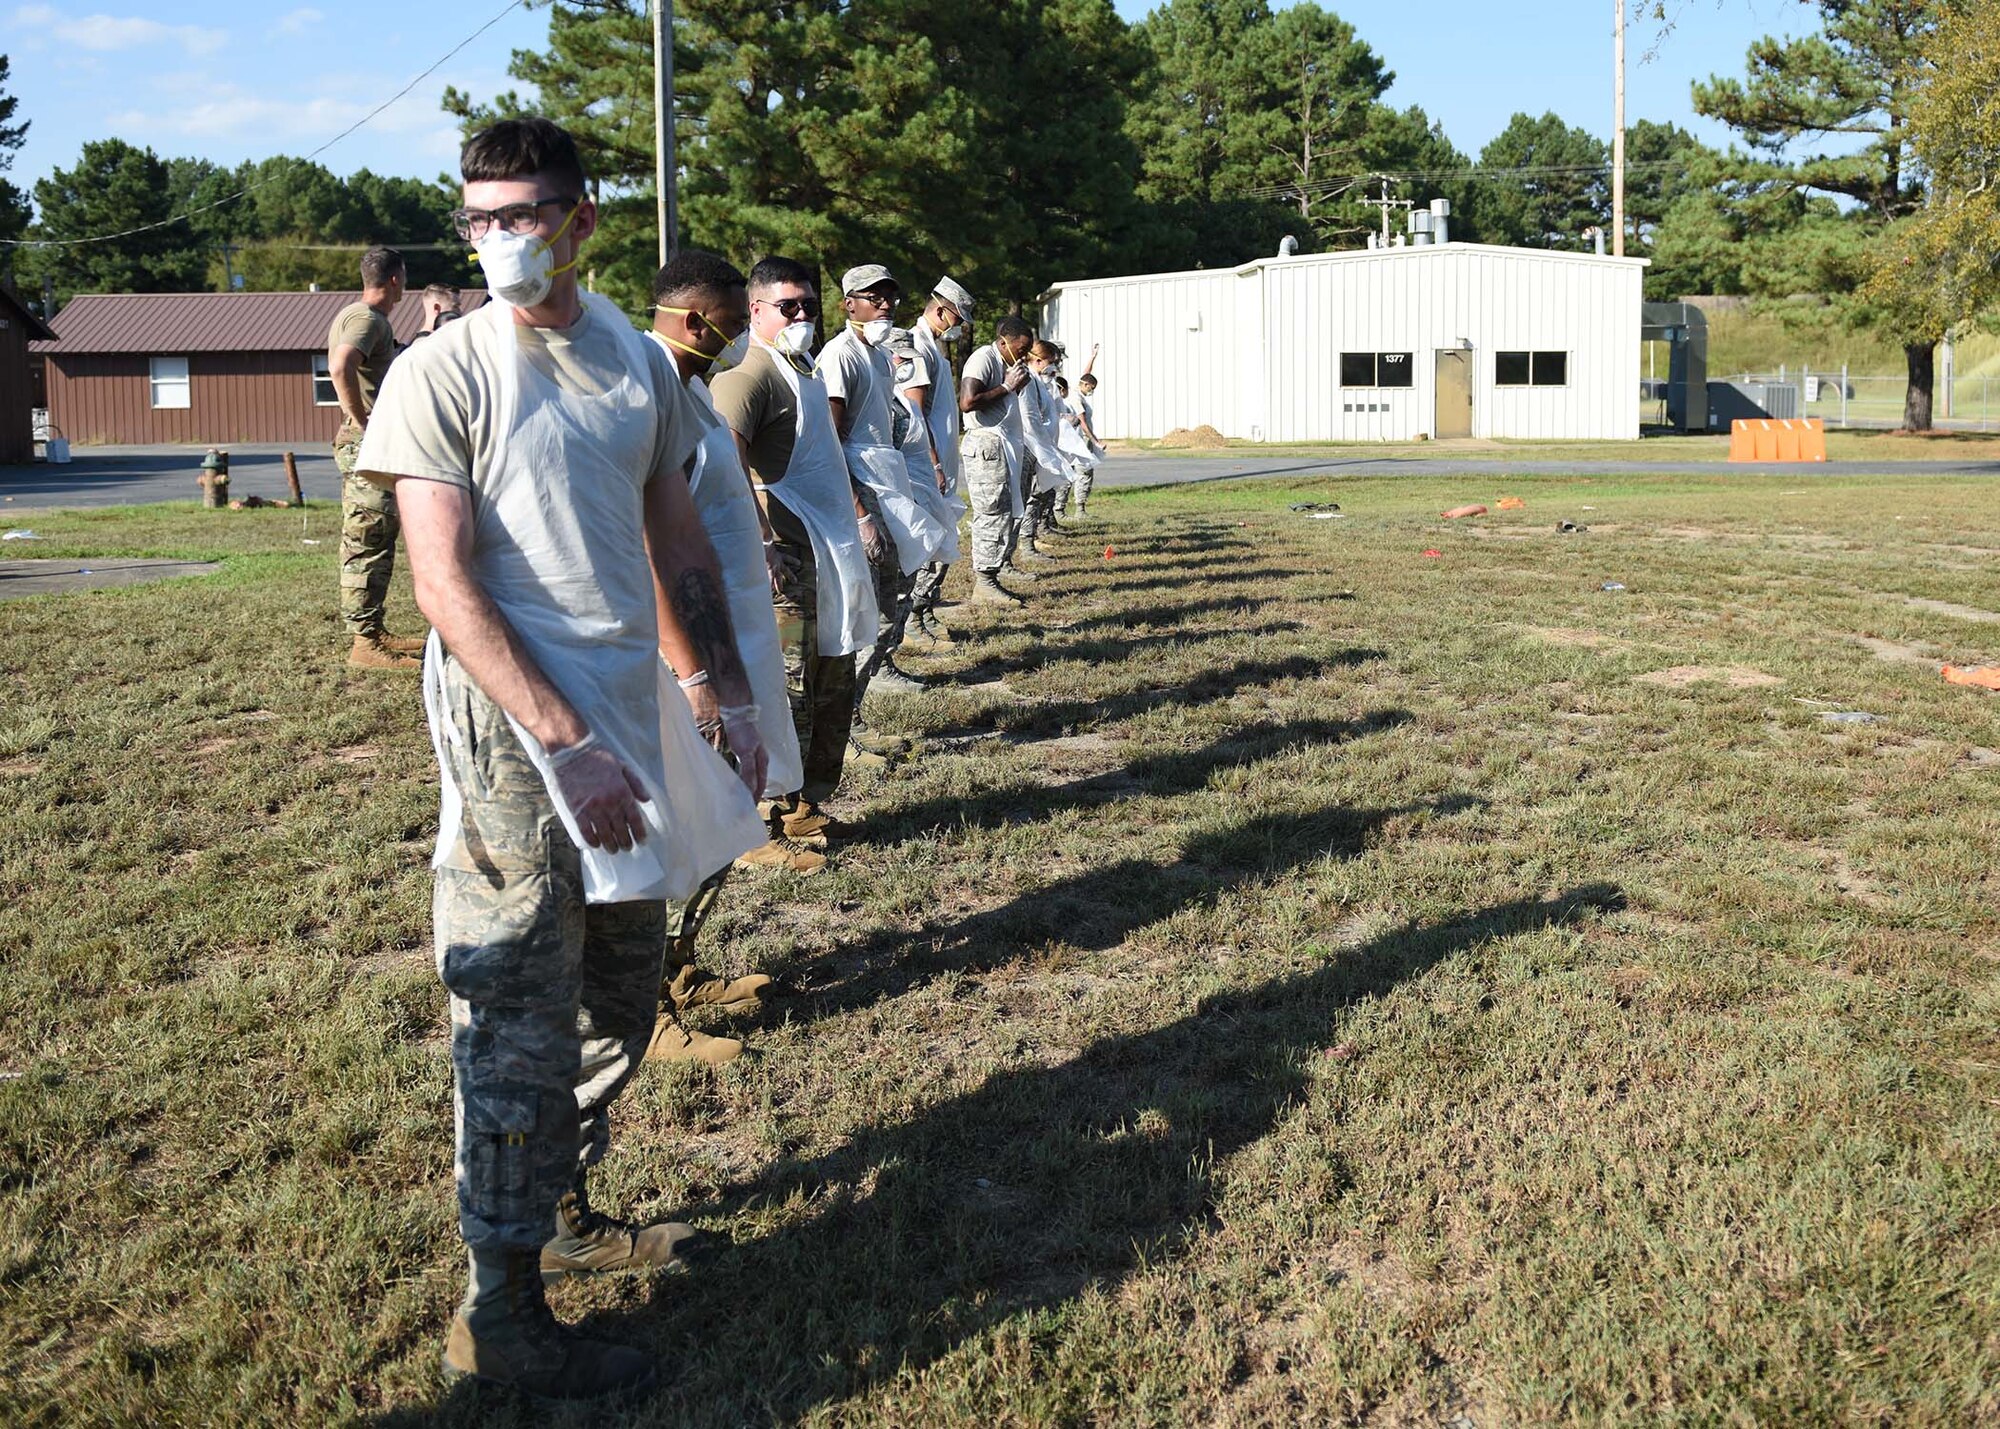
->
xmin=757 ymin=296 xmax=821 ymax=321
xmin=450 ymin=196 xmax=577 ymax=241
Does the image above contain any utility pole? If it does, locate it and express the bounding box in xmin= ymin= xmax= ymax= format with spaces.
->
xmin=652 ymin=0 xmax=676 ymax=265
xmin=1612 ymin=0 xmax=1626 ymax=256
xmin=1362 ymin=174 xmax=1411 ymax=245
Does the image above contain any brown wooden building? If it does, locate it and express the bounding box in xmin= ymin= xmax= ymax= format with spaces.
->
xmin=31 ymin=289 xmax=483 ymax=445
xmin=0 ymin=285 xmax=57 ymax=464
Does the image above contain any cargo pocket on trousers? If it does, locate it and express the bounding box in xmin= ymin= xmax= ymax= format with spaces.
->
xmin=462 ymin=1089 xmax=540 ymax=1231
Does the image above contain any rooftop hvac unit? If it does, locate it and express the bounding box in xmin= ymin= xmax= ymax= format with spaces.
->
xmin=1408 ymin=210 xmax=1432 ymax=245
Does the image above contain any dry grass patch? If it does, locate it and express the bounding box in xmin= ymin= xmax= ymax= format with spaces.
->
xmin=3 ymin=473 xmax=1999 ymax=1425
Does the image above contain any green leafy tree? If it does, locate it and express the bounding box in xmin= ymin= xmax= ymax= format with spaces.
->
xmin=1862 ymin=0 xmax=2000 ymax=428
xmin=452 ymin=0 xmax=1149 ymax=318
xmin=1694 ymin=0 xmax=1949 ymax=423
xmin=21 ymin=139 xmax=207 ymax=302
xmin=1473 ymin=111 xmax=1608 ymax=249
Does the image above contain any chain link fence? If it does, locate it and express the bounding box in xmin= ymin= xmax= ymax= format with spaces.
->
xmin=1723 ymin=370 xmax=2000 ymax=431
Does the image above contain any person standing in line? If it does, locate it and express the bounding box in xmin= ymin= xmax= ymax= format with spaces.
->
xmin=957 ymin=314 xmax=1036 ymax=606
xmin=329 ymin=244 xmax=417 ymax=669
xmin=357 ymin=117 xmax=769 ymax=1401
xmin=821 ymin=264 xmax=945 ymax=715
xmin=1071 ymin=351 xmax=1104 ymax=516
xmin=644 ymin=248 xmax=807 ymax=1065
xmin=710 ymin=258 xmax=882 ymax=858
xmin=898 ymin=277 xmax=973 ymax=649
xmin=1014 ymin=338 xmax=1071 ymax=557
xmin=415 ymin=282 xmax=461 ymax=338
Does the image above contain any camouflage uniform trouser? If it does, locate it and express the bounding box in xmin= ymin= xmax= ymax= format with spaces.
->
xmin=432 ymin=653 xmax=665 ymax=1252
xmin=336 ymin=433 xmax=400 ymax=637
xmin=1068 ymin=463 xmax=1095 ymax=511
xmin=853 ymin=484 xmax=911 ymax=695
xmin=771 ymin=529 xmax=857 ymax=806
xmin=960 ymin=428 xmax=1015 ymax=574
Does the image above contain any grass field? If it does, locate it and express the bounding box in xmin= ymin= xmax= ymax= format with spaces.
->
xmin=3 ymin=470 xmax=1999 ymax=1425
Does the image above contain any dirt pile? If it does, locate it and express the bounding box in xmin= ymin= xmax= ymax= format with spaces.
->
xmin=1158 ymin=425 xmax=1226 ymax=450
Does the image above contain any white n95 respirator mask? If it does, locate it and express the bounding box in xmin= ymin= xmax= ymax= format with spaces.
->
xmin=775 ymin=321 xmax=818 ymax=356
xmin=475 ymin=203 xmax=579 ymax=310
xmin=855 ymin=317 xmax=893 ymax=344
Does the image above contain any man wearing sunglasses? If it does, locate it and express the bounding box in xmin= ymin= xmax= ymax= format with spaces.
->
xmin=711 ymin=258 xmax=882 ymax=858
xmin=357 ymin=118 xmax=769 ymax=1403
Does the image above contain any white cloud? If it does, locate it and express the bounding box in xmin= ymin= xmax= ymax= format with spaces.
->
xmin=270 ymin=8 xmax=323 ymax=38
xmin=11 ymin=7 xmax=226 ymax=57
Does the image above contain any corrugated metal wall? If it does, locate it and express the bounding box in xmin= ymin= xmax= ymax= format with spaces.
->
xmin=46 ymin=351 xmax=347 ymax=445
xmin=1043 ymin=269 xmax=1245 ymax=440
xmin=1044 ymin=245 xmax=1643 ymax=442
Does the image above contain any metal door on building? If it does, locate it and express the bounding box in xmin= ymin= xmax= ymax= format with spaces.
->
xmin=1434 ymin=350 xmax=1472 ymax=439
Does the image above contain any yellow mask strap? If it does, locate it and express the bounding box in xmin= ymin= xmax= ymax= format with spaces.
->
xmin=541 ymin=200 xmax=581 ymax=277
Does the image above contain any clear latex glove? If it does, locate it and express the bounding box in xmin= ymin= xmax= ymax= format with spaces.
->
xmin=548 ymin=732 xmax=651 ymax=853
xmin=719 ymin=704 xmax=769 ymax=796
xmin=1002 ymin=362 xmax=1031 ymax=393
xmin=765 ymin=540 xmax=799 ymax=598
xmin=857 ymin=513 xmax=888 ymax=565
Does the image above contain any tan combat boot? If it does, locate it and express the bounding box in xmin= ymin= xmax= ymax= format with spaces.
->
xmin=734 ymin=837 xmax=828 ymax=874
xmin=780 ymin=801 xmax=855 ymax=848
xmin=379 ymin=630 xmax=429 ymax=655
xmin=664 ymin=964 xmax=772 ymax=1013
xmin=443 ymin=1246 xmax=657 ymax=1401
xmin=540 ymin=1184 xmax=704 ymax=1280
xmin=349 ymin=633 xmax=419 ymax=670
xmin=644 ymin=1016 xmax=744 ymax=1066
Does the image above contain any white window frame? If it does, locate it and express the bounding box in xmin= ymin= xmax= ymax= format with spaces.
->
xmin=1339 ymin=351 xmax=1415 ymax=389
xmin=1495 ymin=350 xmax=1570 ymax=388
xmin=311 ymin=353 xmax=340 ymax=406
xmin=149 ymin=356 xmax=191 ymax=410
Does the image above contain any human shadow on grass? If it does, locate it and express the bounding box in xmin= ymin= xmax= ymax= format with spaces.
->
xmin=853 ymin=710 xmax=1414 ymax=850
xmin=1086 ymin=565 xmax=1299 ymax=597
xmin=975 ymin=649 xmax=1383 ymax=739
xmin=386 ymin=879 xmax=1623 ymax=1426
xmin=933 ymin=619 xmax=1309 ymax=684
xmin=1054 ymin=593 xmax=1282 ymax=634
xmin=778 ymin=789 xmax=1481 ymax=1035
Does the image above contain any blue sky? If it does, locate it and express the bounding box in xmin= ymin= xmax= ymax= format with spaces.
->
xmin=3 ymin=0 xmax=1814 ymax=200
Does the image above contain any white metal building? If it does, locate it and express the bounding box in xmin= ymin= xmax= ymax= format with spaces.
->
xmin=1039 ymin=241 xmax=1647 ymax=442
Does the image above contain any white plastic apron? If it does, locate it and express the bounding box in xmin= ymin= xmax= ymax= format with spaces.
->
xmin=965 ymin=343 xmax=1025 ymax=520
xmin=752 ymin=337 xmax=879 ymax=657
xmin=678 ymin=365 xmax=805 ymax=799
xmin=1017 ymin=372 xmax=1071 ymax=495
xmin=823 ymin=330 xmax=947 ymax=573
xmin=417 ymin=293 xmax=763 ymax=903
xmin=911 ymin=322 xmax=964 ymax=495
xmin=1058 ymin=400 xmax=1097 ymax=467
xmin=892 ymin=337 xmax=964 ymax=565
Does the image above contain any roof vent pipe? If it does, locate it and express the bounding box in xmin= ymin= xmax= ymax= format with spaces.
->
xmin=1584 ymin=226 xmax=1605 ymax=255
xmin=1277 ymin=234 xmax=1299 ymax=257
xmin=1409 ymin=211 xmax=1433 ymax=246
xmin=1430 ymin=197 xmax=1450 ymax=245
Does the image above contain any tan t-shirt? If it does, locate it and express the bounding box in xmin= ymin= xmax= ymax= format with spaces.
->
xmin=708 ymin=345 xmax=801 ymax=486
xmin=354 ymin=301 xmax=698 ymax=497
xmin=327 ymin=301 xmax=397 ymax=438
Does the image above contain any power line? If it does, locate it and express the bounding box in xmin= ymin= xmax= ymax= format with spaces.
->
xmin=1230 ymin=156 xmax=1727 ymax=203
xmin=2 ymin=0 xmax=525 ymax=249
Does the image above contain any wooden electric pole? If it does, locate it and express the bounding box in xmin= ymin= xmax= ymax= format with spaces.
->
xmin=653 ymin=0 xmax=677 ymax=265
xmin=1612 ymin=0 xmax=1626 ymax=256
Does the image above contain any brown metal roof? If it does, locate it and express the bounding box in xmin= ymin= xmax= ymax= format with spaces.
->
xmin=30 ymin=288 xmax=489 ymax=355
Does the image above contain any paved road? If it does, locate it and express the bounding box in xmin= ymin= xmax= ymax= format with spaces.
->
xmin=1090 ymin=451 xmax=2000 ymax=487
xmin=3 ymin=441 xmax=1995 ymax=513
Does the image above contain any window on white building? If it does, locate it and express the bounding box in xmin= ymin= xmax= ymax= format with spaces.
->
xmin=1339 ymin=352 xmax=1414 ymax=388
xmin=312 ymin=353 xmax=339 ymax=406
xmin=149 ymin=356 xmax=191 ymax=409
xmin=1496 ymin=351 xmax=1568 ymax=387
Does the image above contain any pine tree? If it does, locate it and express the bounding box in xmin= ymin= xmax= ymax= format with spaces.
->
xmin=0 ymin=55 xmax=31 ymax=251
xmin=1694 ymin=0 xmax=1948 ymax=424
xmin=21 ymin=140 xmax=208 ymax=302
xmin=1472 ymin=112 xmax=1608 ymax=249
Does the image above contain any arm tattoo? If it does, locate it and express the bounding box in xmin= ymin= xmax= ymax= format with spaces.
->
xmin=668 ymin=566 xmax=750 ymax=694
